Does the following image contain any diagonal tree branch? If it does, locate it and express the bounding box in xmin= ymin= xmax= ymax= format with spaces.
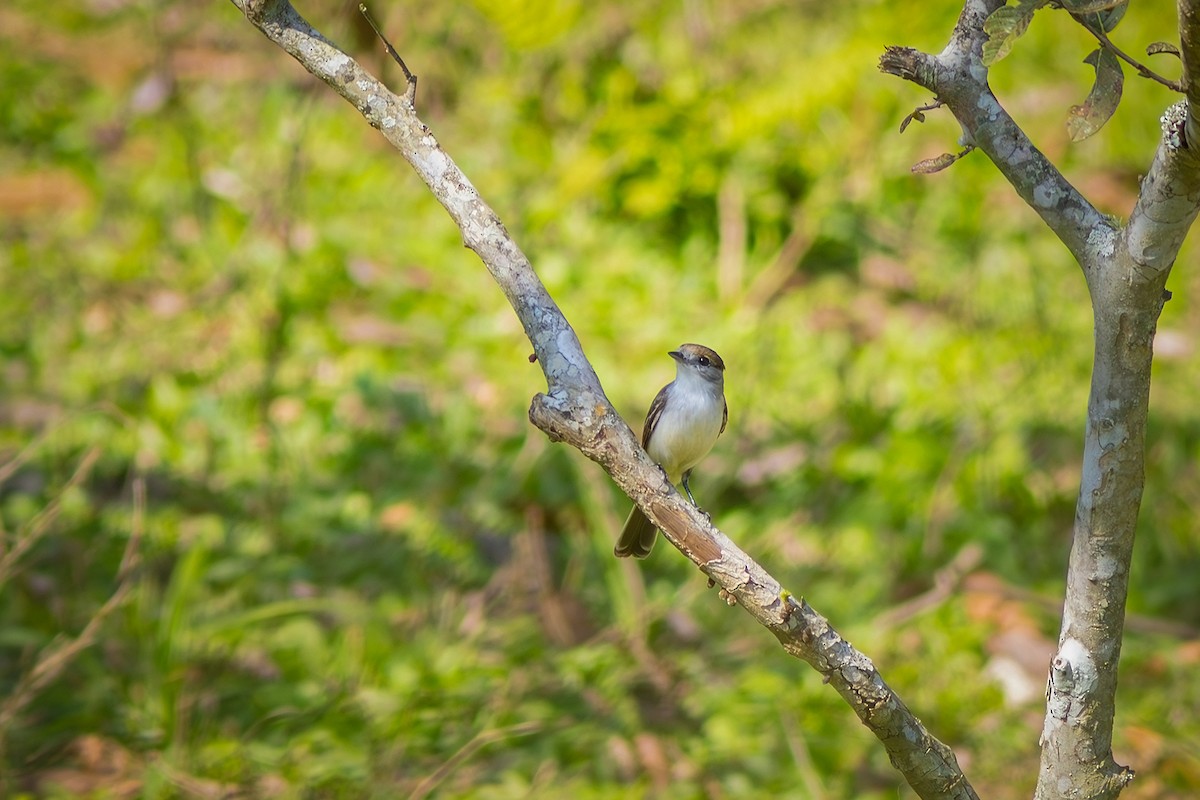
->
xmin=880 ymin=0 xmax=1114 ymax=269
xmin=230 ymin=1 xmax=978 ymax=797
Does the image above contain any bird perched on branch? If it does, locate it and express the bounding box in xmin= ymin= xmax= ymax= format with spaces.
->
xmin=614 ymin=343 xmax=727 ymax=559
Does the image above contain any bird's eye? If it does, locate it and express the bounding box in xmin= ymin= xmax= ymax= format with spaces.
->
xmin=698 ymin=356 xmax=710 ymax=366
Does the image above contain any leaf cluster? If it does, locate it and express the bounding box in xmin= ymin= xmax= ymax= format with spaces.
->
xmin=982 ymin=0 xmax=1181 ymax=140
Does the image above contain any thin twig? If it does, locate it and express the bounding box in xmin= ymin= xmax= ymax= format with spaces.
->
xmin=964 ymin=574 xmax=1200 ymax=640
xmin=359 ymin=3 xmax=417 ymax=105
xmin=741 ymin=211 xmax=815 ymax=310
xmin=781 ymin=710 xmax=828 ymax=800
xmin=0 ymin=432 xmax=51 ymax=487
xmin=899 ymin=98 xmax=945 ymax=133
xmin=407 ymin=721 xmax=544 ymax=800
xmin=0 ymin=446 xmax=102 ymax=587
xmin=1077 ymin=16 xmax=1185 ymax=92
xmin=876 ymin=544 xmax=985 ymax=627
xmin=0 ymin=475 xmax=143 ymax=772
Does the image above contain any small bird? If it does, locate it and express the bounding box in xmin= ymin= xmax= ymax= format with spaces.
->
xmin=614 ymin=343 xmax=727 ymax=559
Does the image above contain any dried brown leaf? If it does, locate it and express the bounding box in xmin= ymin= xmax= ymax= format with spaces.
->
xmin=912 ymin=152 xmax=959 ymax=174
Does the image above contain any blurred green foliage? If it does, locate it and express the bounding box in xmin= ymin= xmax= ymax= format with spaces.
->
xmin=1 ymin=0 xmax=1199 ymax=798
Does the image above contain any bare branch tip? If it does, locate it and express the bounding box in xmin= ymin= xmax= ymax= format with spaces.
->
xmin=359 ymin=2 xmax=419 ymax=104
xmin=880 ymin=45 xmax=939 ymax=94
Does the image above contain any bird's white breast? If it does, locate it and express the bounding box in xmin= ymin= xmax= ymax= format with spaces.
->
xmin=646 ymin=381 xmax=724 ymax=482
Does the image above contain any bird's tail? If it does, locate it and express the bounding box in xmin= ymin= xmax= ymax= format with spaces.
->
xmin=614 ymin=506 xmax=658 ymax=559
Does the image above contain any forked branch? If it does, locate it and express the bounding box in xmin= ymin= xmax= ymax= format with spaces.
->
xmin=882 ymin=2 xmax=1200 ymax=799
xmin=879 ymin=16 xmax=1113 ymax=268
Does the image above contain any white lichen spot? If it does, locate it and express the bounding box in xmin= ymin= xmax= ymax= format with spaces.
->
xmin=535 ymin=331 xmax=572 ymax=379
xmin=1058 ymin=638 xmax=1097 ymax=695
xmin=1161 ymin=100 xmax=1187 ymax=150
xmin=1033 ymin=181 xmax=1061 ymax=209
xmin=975 ymin=93 xmax=1000 ymax=117
xmin=381 ymin=116 xmax=396 ymax=130
xmin=1086 ymin=223 xmax=1117 ymax=258
xmin=1094 ymin=554 xmax=1119 ymax=580
xmin=423 ymin=148 xmax=449 ymax=182
xmin=319 ymin=52 xmax=352 ymax=80
xmin=544 ymin=350 xmax=570 ymax=378
xmin=555 ymin=330 xmax=583 ymax=374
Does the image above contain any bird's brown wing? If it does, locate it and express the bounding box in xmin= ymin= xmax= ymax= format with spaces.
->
xmin=720 ymin=397 xmax=728 ymax=436
xmin=641 ymin=383 xmax=672 ymax=448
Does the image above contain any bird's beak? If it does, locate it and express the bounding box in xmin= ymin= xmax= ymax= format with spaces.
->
xmin=668 ymin=350 xmax=683 ymax=362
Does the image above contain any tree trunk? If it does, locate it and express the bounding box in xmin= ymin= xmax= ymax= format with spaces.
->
xmin=882 ymin=1 xmax=1200 ymax=796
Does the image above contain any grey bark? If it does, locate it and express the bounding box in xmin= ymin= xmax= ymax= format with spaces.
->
xmin=882 ymin=2 xmax=1200 ymax=798
xmin=229 ymin=1 xmax=981 ymax=796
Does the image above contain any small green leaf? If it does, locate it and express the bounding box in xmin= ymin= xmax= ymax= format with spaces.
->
xmin=1063 ymin=0 xmax=1129 ymax=32
xmin=1060 ymin=0 xmax=1125 ymax=13
xmin=899 ymin=110 xmax=924 ymax=133
xmin=982 ymin=0 xmax=1051 ymax=66
xmin=1067 ymin=48 xmax=1124 ymax=142
xmin=1097 ymin=0 xmax=1128 ymax=32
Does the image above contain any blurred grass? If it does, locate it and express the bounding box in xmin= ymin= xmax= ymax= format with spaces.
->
xmin=1 ymin=0 xmax=1199 ymax=798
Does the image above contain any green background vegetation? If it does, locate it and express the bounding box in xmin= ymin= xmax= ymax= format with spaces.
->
xmin=2 ymin=0 xmax=1199 ymax=797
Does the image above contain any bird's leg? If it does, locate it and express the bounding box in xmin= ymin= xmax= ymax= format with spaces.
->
xmin=681 ymin=471 xmax=712 ymax=521
xmin=681 ymin=470 xmax=697 ymax=505
xmin=681 ymin=472 xmax=705 ymax=522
